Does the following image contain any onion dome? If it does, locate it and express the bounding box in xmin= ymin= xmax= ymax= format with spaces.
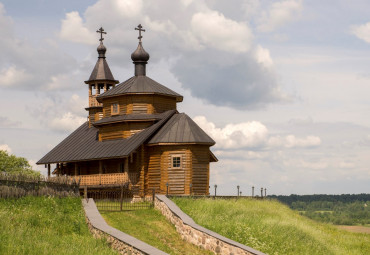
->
xmin=97 ymin=42 xmax=107 ymax=58
xmin=131 ymin=42 xmax=150 ymax=63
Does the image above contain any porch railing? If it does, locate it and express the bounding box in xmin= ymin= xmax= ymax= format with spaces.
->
xmin=73 ymin=173 xmax=137 ymax=186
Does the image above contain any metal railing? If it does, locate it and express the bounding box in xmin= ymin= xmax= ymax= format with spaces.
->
xmin=84 ymin=186 xmax=155 ymax=211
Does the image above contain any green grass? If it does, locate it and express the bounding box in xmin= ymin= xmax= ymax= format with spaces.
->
xmin=0 ymin=196 xmax=117 ymax=255
xmin=101 ymin=209 xmax=213 ymax=255
xmin=172 ymin=197 xmax=370 ymax=255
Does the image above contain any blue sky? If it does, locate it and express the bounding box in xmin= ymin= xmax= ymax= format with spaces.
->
xmin=0 ymin=0 xmax=369 ymax=195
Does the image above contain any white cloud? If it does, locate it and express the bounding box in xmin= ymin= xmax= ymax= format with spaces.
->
xmin=258 ymin=0 xmax=302 ymax=32
xmin=113 ymin=0 xmax=143 ymax=17
xmin=59 ymin=11 xmax=95 ymax=45
xmin=191 ymin=10 xmax=253 ymax=53
xmin=254 ymin=45 xmax=274 ymax=68
xmin=194 ymin=116 xmax=321 ymax=150
xmin=0 ymin=144 xmax=12 ymax=153
xmin=351 ymin=22 xmax=370 ymax=43
xmin=0 ymin=66 xmax=31 ymax=87
xmin=268 ymin=135 xmax=321 ymax=148
xmin=194 ymin=116 xmax=268 ymax=149
xmin=49 ymin=112 xmax=86 ymax=133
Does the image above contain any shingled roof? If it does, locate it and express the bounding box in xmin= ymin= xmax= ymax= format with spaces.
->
xmin=86 ymin=58 xmax=117 ymax=82
xmin=148 ymin=113 xmax=215 ymax=145
xmin=97 ymin=76 xmax=183 ymax=102
xmin=37 ymin=110 xmax=175 ymax=164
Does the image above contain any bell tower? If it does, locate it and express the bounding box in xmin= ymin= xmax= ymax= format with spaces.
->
xmin=85 ymin=27 xmax=119 ymax=127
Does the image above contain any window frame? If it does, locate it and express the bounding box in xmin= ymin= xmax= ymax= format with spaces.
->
xmin=111 ymin=102 xmax=119 ymax=115
xmin=171 ymin=155 xmax=182 ymax=169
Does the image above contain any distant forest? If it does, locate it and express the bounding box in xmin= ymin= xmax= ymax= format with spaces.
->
xmin=269 ymin=194 xmax=370 ymax=226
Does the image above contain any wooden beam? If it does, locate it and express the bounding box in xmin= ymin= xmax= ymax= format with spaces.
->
xmin=125 ymin=158 xmax=129 ymax=174
xmin=56 ymin=163 xmax=60 ymax=176
xmin=47 ymin=164 xmax=50 ymax=177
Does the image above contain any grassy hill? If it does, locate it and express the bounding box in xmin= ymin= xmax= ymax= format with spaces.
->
xmin=0 ymin=196 xmax=117 ymax=255
xmin=172 ymin=197 xmax=370 ymax=255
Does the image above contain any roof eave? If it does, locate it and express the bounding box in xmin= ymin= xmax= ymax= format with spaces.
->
xmin=97 ymin=92 xmax=183 ymax=101
xmin=84 ymin=79 xmax=120 ymax=84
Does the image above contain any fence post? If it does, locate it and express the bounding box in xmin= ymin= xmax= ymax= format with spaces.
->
xmin=252 ymin=186 xmax=254 ymax=197
xmin=152 ymin=188 xmax=155 ymax=207
xmin=166 ymin=182 xmax=169 ymax=196
xmin=84 ymin=186 xmax=87 ymax=202
xmin=261 ymin=187 xmax=263 ymax=198
xmin=120 ymin=185 xmax=124 ymax=211
xmin=237 ymin=185 xmax=240 ymax=197
xmin=214 ymin=184 xmax=217 ymax=197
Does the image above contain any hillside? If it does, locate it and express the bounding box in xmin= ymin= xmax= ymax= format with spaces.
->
xmin=0 ymin=197 xmax=117 ymax=255
xmin=172 ymin=197 xmax=370 ymax=255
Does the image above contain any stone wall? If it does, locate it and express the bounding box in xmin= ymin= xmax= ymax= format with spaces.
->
xmin=82 ymin=198 xmax=168 ymax=255
xmin=154 ymin=195 xmax=266 ymax=255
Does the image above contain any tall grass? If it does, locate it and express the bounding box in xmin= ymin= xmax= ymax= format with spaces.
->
xmin=172 ymin=197 xmax=370 ymax=255
xmin=0 ymin=196 xmax=117 ymax=255
xmin=101 ymin=209 xmax=213 ymax=255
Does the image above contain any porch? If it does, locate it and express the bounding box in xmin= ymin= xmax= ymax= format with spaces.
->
xmin=73 ymin=172 xmax=138 ymax=187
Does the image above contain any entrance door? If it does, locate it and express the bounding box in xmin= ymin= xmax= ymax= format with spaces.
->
xmin=168 ymin=155 xmax=185 ymax=194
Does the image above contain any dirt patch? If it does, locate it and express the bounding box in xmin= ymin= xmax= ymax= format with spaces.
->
xmin=337 ymin=225 xmax=370 ymax=234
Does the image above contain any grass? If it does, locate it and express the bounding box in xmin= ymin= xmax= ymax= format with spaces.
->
xmin=172 ymin=197 xmax=370 ymax=255
xmin=101 ymin=209 xmax=213 ymax=255
xmin=0 ymin=196 xmax=117 ymax=255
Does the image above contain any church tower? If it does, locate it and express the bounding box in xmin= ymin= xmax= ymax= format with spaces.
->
xmin=85 ymin=27 xmax=119 ymax=127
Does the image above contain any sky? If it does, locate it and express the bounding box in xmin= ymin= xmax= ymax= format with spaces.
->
xmin=0 ymin=0 xmax=369 ymax=195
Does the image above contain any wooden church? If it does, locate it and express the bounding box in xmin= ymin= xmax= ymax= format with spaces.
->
xmin=37 ymin=25 xmax=217 ymax=196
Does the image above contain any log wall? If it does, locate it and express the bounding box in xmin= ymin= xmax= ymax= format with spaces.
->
xmin=146 ymin=145 xmax=211 ymax=195
xmin=102 ymin=95 xmax=177 ymax=116
xmin=98 ymin=122 xmax=152 ymax=141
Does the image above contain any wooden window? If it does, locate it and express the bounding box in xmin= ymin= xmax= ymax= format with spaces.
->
xmin=111 ymin=103 xmax=119 ymax=115
xmin=171 ymin=155 xmax=182 ymax=169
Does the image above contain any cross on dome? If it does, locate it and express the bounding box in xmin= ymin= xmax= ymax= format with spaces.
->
xmin=135 ymin=24 xmax=145 ymax=42
xmin=96 ymin=27 xmax=107 ymax=42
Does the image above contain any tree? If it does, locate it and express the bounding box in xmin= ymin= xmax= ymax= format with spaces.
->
xmin=0 ymin=150 xmax=41 ymax=177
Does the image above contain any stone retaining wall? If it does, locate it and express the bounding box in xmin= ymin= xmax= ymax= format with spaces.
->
xmin=155 ymin=195 xmax=266 ymax=255
xmin=82 ymin=198 xmax=168 ymax=255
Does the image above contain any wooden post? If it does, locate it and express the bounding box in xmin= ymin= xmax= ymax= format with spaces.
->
xmin=125 ymin=158 xmax=129 ymax=174
xmin=120 ymin=185 xmax=124 ymax=211
xmin=84 ymin=186 xmax=87 ymax=202
xmin=56 ymin=163 xmax=60 ymax=176
xmin=96 ymin=83 xmax=100 ymax=95
xmin=47 ymin=164 xmax=51 ymax=177
xmin=152 ymin=188 xmax=155 ymax=207
xmin=74 ymin=163 xmax=78 ymax=176
xmin=141 ymin=145 xmax=145 ymax=196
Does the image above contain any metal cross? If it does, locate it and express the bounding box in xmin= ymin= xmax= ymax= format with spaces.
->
xmin=135 ymin=24 xmax=145 ymax=42
xmin=96 ymin=27 xmax=107 ymax=42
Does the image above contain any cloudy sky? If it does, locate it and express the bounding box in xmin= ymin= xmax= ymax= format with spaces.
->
xmin=0 ymin=0 xmax=369 ymax=195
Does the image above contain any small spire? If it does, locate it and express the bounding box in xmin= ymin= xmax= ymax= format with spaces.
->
xmin=96 ymin=27 xmax=107 ymax=42
xmin=131 ymin=24 xmax=150 ymax=76
xmin=135 ymin=24 xmax=145 ymax=42
xmin=96 ymin=27 xmax=107 ymax=58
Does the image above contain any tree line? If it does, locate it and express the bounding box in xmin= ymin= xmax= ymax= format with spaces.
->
xmin=269 ymin=194 xmax=370 ymax=226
